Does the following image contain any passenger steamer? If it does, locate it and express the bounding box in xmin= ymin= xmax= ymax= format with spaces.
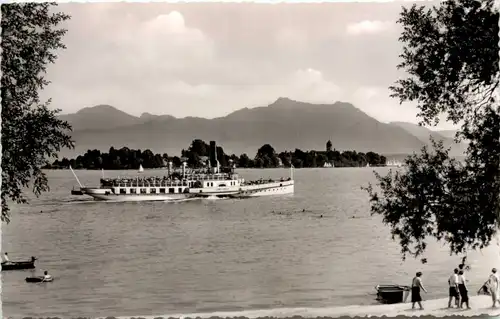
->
xmin=70 ymin=141 xmax=294 ymax=201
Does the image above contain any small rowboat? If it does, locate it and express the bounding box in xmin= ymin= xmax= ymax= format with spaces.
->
xmin=2 ymin=256 xmax=37 ymax=271
xmin=375 ymin=284 xmax=411 ymax=304
xmin=26 ymin=276 xmax=53 ymax=283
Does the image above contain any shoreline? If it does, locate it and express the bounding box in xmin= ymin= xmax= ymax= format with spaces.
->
xmin=43 ymin=166 xmax=390 ymax=171
xmin=95 ymin=296 xmax=500 ymax=319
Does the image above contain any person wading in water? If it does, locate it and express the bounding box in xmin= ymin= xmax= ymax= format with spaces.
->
xmin=411 ymin=272 xmax=428 ymax=310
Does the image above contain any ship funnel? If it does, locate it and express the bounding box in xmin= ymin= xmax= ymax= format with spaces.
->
xmin=182 ymin=161 xmax=187 ymax=179
xmin=209 ymin=141 xmax=219 ymax=173
xmin=209 ymin=141 xmax=217 ymax=167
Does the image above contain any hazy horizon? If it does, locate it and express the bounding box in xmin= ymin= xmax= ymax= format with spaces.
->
xmin=43 ymin=1 xmax=459 ymax=130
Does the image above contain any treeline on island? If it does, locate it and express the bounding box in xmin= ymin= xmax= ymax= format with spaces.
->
xmin=44 ymin=139 xmax=387 ymax=170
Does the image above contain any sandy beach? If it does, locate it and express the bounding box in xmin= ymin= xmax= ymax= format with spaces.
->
xmin=102 ymin=295 xmax=500 ymax=319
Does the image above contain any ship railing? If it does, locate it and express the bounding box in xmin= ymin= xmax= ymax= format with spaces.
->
xmin=187 ymin=175 xmax=231 ymax=181
xmin=242 ymin=178 xmax=290 ymax=185
xmin=111 ymin=181 xmax=189 ymax=188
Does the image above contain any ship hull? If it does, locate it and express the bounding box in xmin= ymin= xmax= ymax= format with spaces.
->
xmin=232 ymin=181 xmax=294 ymax=198
xmin=81 ymin=188 xmax=194 ymax=202
xmin=191 ymin=181 xmax=294 ymax=198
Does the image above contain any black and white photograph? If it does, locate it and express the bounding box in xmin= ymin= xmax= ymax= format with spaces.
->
xmin=1 ymin=0 xmax=499 ymax=318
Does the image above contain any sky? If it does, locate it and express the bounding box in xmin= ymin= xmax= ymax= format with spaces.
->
xmin=41 ymin=0 xmax=457 ymax=130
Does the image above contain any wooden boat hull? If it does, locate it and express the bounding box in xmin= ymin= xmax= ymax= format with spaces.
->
xmin=2 ymin=260 xmax=36 ymax=271
xmin=375 ymin=285 xmax=411 ymax=304
xmin=71 ymin=189 xmax=84 ymax=195
xmin=26 ymin=276 xmax=53 ymax=283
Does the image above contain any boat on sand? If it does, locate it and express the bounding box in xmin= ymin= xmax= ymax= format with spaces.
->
xmin=375 ymin=284 xmax=411 ymax=304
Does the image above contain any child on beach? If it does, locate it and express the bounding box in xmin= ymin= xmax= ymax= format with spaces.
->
xmin=411 ymin=272 xmax=427 ymax=310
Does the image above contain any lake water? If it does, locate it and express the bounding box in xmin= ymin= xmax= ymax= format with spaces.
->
xmin=2 ymin=168 xmax=499 ymax=318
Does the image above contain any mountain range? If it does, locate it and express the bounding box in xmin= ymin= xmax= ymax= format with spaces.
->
xmin=56 ymin=98 xmax=466 ymax=159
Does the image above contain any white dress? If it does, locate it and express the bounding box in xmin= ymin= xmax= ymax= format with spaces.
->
xmin=488 ymin=273 xmax=500 ymax=296
xmin=496 ymin=274 xmax=500 ymax=298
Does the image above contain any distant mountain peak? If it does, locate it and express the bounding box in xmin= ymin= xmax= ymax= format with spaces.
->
xmin=270 ymin=97 xmax=355 ymax=109
xmin=59 ymin=99 xmax=462 ymax=160
xmin=275 ymin=97 xmax=294 ymax=103
xmin=269 ymin=97 xmax=292 ymax=106
xmin=77 ymin=104 xmax=120 ymax=114
xmin=140 ymin=112 xmax=157 ymax=118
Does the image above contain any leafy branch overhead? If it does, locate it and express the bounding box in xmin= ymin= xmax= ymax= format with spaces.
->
xmin=390 ymin=0 xmax=500 ymax=129
xmin=1 ymin=3 xmax=74 ymax=223
xmin=365 ymin=0 xmax=500 ymax=261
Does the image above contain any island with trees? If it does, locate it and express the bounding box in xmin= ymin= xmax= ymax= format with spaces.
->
xmin=43 ymin=139 xmax=387 ymax=170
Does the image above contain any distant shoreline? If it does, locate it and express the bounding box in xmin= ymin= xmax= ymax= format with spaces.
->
xmin=44 ymin=140 xmax=390 ymax=170
xmin=43 ymin=165 xmax=390 ymax=171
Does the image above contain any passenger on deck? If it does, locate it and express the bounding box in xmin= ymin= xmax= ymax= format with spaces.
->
xmin=411 ymin=272 xmax=427 ymax=310
xmin=42 ymin=270 xmax=53 ymax=282
xmin=2 ymin=252 xmax=10 ymax=263
xmin=448 ymin=268 xmax=459 ymax=308
xmin=458 ymin=270 xmax=470 ymax=309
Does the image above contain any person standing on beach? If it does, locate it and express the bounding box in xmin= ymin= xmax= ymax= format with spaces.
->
xmin=487 ymin=268 xmax=500 ymax=307
xmin=411 ymin=272 xmax=427 ymax=310
xmin=448 ymin=268 xmax=460 ymax=308
xmin=458 ymin=270 xmax=470 ymax=309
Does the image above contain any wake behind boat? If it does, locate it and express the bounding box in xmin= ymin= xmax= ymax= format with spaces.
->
xmin=70 ymin=141 xmax=295 ymax=202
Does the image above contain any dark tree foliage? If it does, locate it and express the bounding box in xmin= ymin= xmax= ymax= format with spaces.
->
xmin=1 ymin=3 xmax=73 ymax=223
xmin=365 ymin=0 xmax=500 ymax=261
xmin=49 ymin=147 xmax=166 ymax=170
xmin=391 ymin=0 xmax=499 ymax=128
xmin=255 ymin=144 xmax=280 ymax=168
